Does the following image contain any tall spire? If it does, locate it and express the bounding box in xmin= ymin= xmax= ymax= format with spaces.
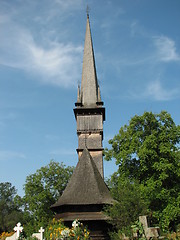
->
xmin=80 ymin=14 xmax=100 ymax=107
xmin=52 ymin=13 xmax=113 ymax=239
xmin=74 ymin=13 xmax=105 ymax=177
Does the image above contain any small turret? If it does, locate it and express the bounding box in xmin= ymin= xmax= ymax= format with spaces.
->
xmin=75 ymin=84 xmax=82 ymax=107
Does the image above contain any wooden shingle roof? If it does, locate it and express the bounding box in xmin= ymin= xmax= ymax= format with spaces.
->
xmin=51 ymin=148 xmax=114 ymax=208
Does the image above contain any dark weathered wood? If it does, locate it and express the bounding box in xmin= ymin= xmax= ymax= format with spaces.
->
xmin=51 ymin=14 xmax=114 ymax=240
xmin=51 ymin=149 xmax=114 ymax=208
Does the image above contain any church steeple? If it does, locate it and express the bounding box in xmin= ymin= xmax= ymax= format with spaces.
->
xmin=74 ymin=14 xmax=105 ymax=177
xmin=51 ymin=13 xmax=114 ymax=239
xmin=76 ymin=14 xmax=103 ymax=107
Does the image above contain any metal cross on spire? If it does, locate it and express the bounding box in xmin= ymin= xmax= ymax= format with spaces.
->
xmin=86 ymin=5 xmax=90 ymax=17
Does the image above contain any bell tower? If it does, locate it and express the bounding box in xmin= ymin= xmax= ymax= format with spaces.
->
xmin=74 ymin=14 xmax=105 ymax=177
xmin=51 ymin=13 xmax=114 ymax=239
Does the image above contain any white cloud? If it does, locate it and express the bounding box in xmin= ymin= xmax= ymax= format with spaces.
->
xmin=129 ymin=80 xmax=179 ymax=101
xmin=28 ymin=41 xmax=83 ymax=87
xmin=32 ymin=0 xmax=83 ymax=24
xmin=0 ymin=15 xmax=83 ymax=88
xmin=0 ymin=150 xmax=26 ymax=161
xmin=145 ymin=80 xmax=179 ymax=101
xmin=153 ymin=36 xmax=180 ymax=62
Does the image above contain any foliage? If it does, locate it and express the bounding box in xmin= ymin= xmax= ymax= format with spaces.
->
xmin=109 ymin=219 xmax=146 ymax=240
xmin=105 ymin=111 xmax=180 ymax=232
xmin=165 ymin=231 xmax=180 ymax=240
xmin=131 ymin=220 xmax=146 ymax=240
xmin=25 ymin=237 xmax=38 ymax=240
xmin=0 ymin=182 xmax=24 ymax=234
xmin=105 ymin=173 xmax=148 ymax=236
xmin=44 ymin=218 xmax=90 ymax=239
xmin=22 ymin=160 xmax=74 ymax=236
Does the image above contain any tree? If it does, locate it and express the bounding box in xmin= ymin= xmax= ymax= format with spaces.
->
xmin=105 ymin=173 xmax=148 ymax=236
xmin=0 ymin=182 xmax=23 ymax=233
xmin=105 ymin=111 xmax=180 ymax=231
xmin=23 ymin=160 xmax=74 ymax=235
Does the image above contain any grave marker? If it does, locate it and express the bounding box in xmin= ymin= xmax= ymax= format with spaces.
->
xmin=13 ymin=222 xmax=23 ymax=239
xmin=39 ymin=227 xmax=44 ymax=240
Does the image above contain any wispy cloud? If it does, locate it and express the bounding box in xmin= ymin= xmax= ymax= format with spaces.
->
xmin=153 ymin=36 xmax=180 ymax=62
xmin=32 ymin=0 xmax=83 ymax=25
xmin=0 ymin=16 xmax=83 ymax=87
xmin=28 ymin=40 xmax=83 ymax=87
xmin=0 ymin=150 xmax=26 ymax=161
xmin=145 ymin=80 xmax=179 ymax=100
xmin=128 ymin=79 xmax=179 ymax=101
xmin=118 ymin=35 xmax=180 ymax=66
xmin=129 ymin=21 xmax=180 ymax=63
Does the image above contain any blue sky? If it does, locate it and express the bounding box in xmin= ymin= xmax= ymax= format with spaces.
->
xmin=0 ymin=0 xmax=179 ymax=196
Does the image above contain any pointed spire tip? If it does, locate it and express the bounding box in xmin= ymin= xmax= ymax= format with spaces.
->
xmin=86 ymin=5 xmax=90 ymax=18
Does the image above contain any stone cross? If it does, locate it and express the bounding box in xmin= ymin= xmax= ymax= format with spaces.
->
xmin=39 ymin=227 xmax=44 ymax=240
xmin=14 ymin=222 xmax=23 ymax=239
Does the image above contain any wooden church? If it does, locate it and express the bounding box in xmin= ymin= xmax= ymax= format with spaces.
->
xmin=51 ymin=13 xmax=114 ymax=239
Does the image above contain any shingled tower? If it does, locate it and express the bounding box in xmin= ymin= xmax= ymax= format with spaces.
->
xmin=51 ymin=14 xmax=114 ymax=239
